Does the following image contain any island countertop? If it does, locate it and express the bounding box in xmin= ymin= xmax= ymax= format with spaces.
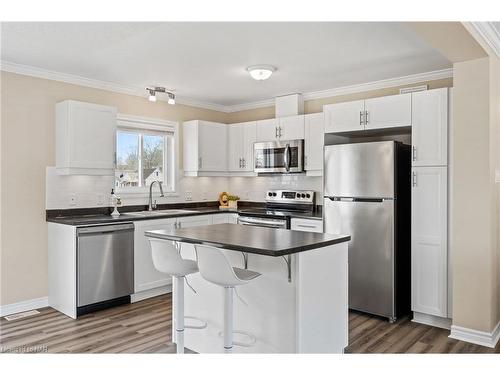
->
xmin=145 ymin=223 xmax=350 ymax=257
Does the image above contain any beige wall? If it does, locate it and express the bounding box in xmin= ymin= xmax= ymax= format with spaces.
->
xmin=0 ymin=71 xmax=228 ymax=305
xmin=452 ymin=57 xmax=500 ymax=332
xmin=226 ymin=78 xmax=453 ymax=123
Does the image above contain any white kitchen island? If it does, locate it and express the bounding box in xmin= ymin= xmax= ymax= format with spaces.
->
xmin=145 ymin=223 xmax=350 ymax=353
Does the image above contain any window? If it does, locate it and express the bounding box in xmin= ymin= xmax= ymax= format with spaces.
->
xmin=115 ymin=115 xmax=177 ymax=194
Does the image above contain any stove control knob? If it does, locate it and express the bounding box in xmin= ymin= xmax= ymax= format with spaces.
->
xmin=306 ymin=193 xmax=311 ymax=198
xmin=272 ymin=192 xmax=277 ymax=197
xmin=268 ymin=192 xmax=273 ymax=197
xmin=296 ymin=193 xmax=300 ymax=198
xmin=301 ymin=193 xmax=306 ymax=198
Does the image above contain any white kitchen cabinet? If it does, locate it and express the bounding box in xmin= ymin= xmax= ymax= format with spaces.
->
xmin=291 ymin=218 xmax=323 ymax=233
xmin=256 ymin=118 xmax=280 ymax=142
xmin=304 ymin=113 xmax=324 ymax=175
xmin=134 ymin=218 xmax=176 ymax=293
xmin=212 ymin=213 xmax=239 ymax=224
xmin=56 ymin=100 xmax=117 ymax=175
xmin=364 ymin=93 xmax=412 ymax=130
xmin=183 ymin=120 xmax=227 ymax=176
xmin=411 ymin=167 xmax=448 ymax=318
xmin=177 ymin=215 xmax=213 ymax=260
xmin=279 ymin=115 xmax=305 ymax=140
xmin=412 ymin=88 xmax=448 ymax=167
xmin=324 ymin=100 xmax=365 ymax=133
xmin=228 ymin=121 xmax=256 ymax=173
xmin=256 ymin=116 xmax=304 ymax=142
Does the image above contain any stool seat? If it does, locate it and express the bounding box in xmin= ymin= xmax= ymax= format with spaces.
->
xmin=233 ymin=267 xmax=261 ymax=282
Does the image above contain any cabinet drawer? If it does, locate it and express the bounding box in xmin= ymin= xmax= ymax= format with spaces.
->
xmin=291 ymin=218 xmax=323 ymax=233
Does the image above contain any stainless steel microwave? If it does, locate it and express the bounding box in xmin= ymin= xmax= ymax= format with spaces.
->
xmin=254 ymin=139 xmax=304 ymax=174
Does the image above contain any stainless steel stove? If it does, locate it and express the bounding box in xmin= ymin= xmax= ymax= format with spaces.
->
xmin=238 ymin=190 xmax=315 ymax=229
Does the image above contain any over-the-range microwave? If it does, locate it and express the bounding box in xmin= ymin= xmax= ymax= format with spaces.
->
xmin=253 ymin=139 xmax=304 ymax=174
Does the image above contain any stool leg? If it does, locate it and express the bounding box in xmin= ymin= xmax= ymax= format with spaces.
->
xmin=224 ymin=287 xmax=233 ymax=353
xmin=174 ymin=276 xmax=185 ymax=354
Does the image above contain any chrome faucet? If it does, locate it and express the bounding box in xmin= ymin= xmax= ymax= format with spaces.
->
xmin=148 ymin=180 xmax=164 ymax=211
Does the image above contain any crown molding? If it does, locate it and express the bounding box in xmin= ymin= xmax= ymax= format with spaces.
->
xmin=0 ymin=60 xmax=229 ymax=113
xmin=468 ymin=22 xmax=500 ymax=58
xmin=1 ymin=60 xmax=453 ymax=114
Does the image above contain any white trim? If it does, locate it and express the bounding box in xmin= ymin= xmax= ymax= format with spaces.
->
xmin=0 ymin=297 xmax=49 ymax=317
xmin=1 ymin=59 xmax=453 ymax=114
xmin=0 ymin=60 xmax=228 ymax=112
xmin=131 ymin=285 xmax=172 ymax=303
xmin=449 ymin=321 xmax=500 ymax=348
xmin=412 ymin=311 xmax=452 ymax=330
xmin=469 ymin=22 xmax=500 ymax=58
xmin=117 ymin=113 xmax=178 ymax=132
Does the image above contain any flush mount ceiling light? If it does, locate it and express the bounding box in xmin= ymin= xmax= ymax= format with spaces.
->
xmin=146 ymin=87 xmax=175 ymax=105
xmin=246 ymin=65 xmax=276 ymax=81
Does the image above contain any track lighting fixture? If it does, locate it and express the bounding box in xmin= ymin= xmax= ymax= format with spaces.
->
xmin=146 ymin=87 xmax=175 ymax=105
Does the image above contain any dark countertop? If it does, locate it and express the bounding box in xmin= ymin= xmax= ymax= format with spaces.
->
xmin=145 ymin=223 xmax=350 ymax=257
xmin=46 ymin=203 xmax=323 ymax=226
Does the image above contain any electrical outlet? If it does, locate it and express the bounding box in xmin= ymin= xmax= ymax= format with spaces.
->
xmin=185 ymin=191 xmax=193 ymax=201
xmin=97 ymin=194 xmax=104 ymax=206
xmin=69 ymin=194 xmax=77 ymax=206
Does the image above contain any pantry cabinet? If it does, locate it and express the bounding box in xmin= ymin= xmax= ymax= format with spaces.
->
xmin=411 ymin=88 xmax=448 ymax=167
xmin=56 ymin=100 xmax=117 ymax=175
xmin=183 ymin=120 xmax=227 ymax=176
xmin=411 ymin=167 xmax=448 ymax=318
xmin=304 ymin=113 xmax=324 ymax=175
xmin=228 ymin=121 xmax=256 ymax=173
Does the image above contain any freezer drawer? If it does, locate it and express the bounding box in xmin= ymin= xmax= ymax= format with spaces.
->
xmin=324 ymin=141 xmax=395 ymax=198
xmin=324 ymin=198 xmax=394 ymax=318
xmin=77 ymin=224 xmax=134 ymax=307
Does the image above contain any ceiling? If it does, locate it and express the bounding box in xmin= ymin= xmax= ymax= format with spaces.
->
xmin=1 ymin=22 xmax=452 ymax=109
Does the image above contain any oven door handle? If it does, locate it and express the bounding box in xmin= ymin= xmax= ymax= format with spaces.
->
xmin=283 ymin=143 xmax=291 ymax=172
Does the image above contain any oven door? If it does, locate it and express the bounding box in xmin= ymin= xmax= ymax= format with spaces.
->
xmin=237 ymin=215 xmax=288 ymax=229
xmin=254 ymin=140 xmax=304 ymax=173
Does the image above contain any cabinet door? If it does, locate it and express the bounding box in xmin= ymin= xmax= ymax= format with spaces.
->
xmin=291 ymin=218 xmax=323 ymax=233
xmin=198 ymin=121 xmax=227 ymax=171
xmin=177 ymin=215 xmax=213 ymax=260
xmin=134 ymin=218 xmax=176 ymax=293
xmin=364 ymin=93 xmax=411 ymax=130
xmin=228 ymin=124 xmax=244 ymax=171
xmin=242 ymin=121 xmax=257 ymax=171
xmin=324 ymin=100 xmax=365 ymax=133
xmin=411 ymin=166 xmax=448 ymax=317
xmin=304 ymin=113 xmax=324 ymax=172
xmin=280 ymin=115 xmax=304 ymax=140
xmin=412 ymin=88 xmax=448 ymax=166
xmin=256 ymin=118 xmax=280 ymax=142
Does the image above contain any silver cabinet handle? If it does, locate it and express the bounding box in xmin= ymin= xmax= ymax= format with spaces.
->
xmin=279 ymin=126 xmax=283 ymax=138
xmin=242 ymin=158 xmax=246 ymax=168
xmin=275 ymin=126 xmax=279 ymax=138
xmin=239 ymin=157 xmax=242 ymax=168
xmin=412 ymin=171 xmax=417 ymax=187
xmin=304 ymin=155 xmax=308 ymax=168
xmin=412 ymin=146 xmax=417 ymax=162
xmin=365 ymin=110 xmax=369 ymax=125
xmin=360 ymin=111 xmax=363 ymax=126
xmin=177 ymin=221 xmax=182 ymax=229
xmin=297 ymin=224 xmax=317 ymax=229
xmin=198 ymin=157 xmax=202 ymax=169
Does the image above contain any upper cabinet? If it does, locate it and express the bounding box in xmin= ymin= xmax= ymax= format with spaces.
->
xmin=364 ymin=93 xmax=411 ymax=130
xmin=324 ymin=100 xmax=365 ymax=133
xmin=56 ymin=100 xmax=117 ymax=175
xmin=228 ymin=121 xmax=256 ymax=173
xmin=411 ymin=88 xmax=448 ymax=167
xmin=324 ymin=93 xmax=411 ymax=133
xmin=183 ymin=120 xmax=227 ymax=176
xmin=304 ymin=113 xmax=324 ymax=175
xmin=256 ymin=115 xmax=304 ymax=142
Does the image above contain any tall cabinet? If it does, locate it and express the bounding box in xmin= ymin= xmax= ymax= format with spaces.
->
xmin=411 ymin=88 xmax=450 ymax=323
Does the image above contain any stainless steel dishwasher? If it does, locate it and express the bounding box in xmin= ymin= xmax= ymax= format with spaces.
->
xmin=76 ymin=222 xmax=134 ymax=316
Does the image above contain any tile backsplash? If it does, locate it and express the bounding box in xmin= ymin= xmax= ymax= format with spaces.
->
xmin=46 ymin=167 xmax=323 ymax=209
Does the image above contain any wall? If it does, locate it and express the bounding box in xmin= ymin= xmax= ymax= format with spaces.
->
xmin=451 ymin=57 xmax=499 ymax=333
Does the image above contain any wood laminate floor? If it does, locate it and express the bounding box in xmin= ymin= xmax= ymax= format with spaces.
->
xmin=1 ymin=294 xmax=498 ymax=354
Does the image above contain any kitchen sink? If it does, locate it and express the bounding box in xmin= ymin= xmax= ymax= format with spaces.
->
xmin=125 ymin=209 xmax=197 ymax=217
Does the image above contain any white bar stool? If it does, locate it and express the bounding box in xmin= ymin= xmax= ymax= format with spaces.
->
xmin=195 ymin=245 xmax=261 ymax=353
xmin=149 ymin=239 xmax=207 ymax=354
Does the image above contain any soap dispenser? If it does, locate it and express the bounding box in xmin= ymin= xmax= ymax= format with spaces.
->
xmin=110 ymin=189 xmax=121 ymax=217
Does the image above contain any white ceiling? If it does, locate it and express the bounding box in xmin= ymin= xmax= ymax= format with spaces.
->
xmin=1 ymin=22 xmax=451 ymax=108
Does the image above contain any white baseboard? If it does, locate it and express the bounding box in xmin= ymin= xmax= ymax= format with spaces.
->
xmin=0 ymin=296 xmax=49 ymax=317
xmin=412 ymin=311 xmax=452 ymax=330
xmin=449 ymin=320 xmax=500 ymax=348
xmin=131 ymin=285 xmax=172 ymax=303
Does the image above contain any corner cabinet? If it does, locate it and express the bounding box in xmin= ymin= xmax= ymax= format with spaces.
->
xmin=183 ymin=120 xmax=227 ymax=176
xmin=228 ymin=121 xmax=256 ymax=174
xmin=304 ymin=113 xmax=324 ymax=175
xmin=56 ymin=100 xmax=117 ymax=175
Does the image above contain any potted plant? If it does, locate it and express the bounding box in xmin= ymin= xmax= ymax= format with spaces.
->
xmin=227 ymin=195 xmax=240 ymax=209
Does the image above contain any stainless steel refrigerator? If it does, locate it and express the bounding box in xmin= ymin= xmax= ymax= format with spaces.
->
xmin=323 ymin=141 xmax=411 ymax=322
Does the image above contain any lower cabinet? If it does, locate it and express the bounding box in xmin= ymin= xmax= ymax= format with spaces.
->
xmin=411 ymin=166 xmax=448 ymax=318
xmin=212 ymin=213 xmax=239 ymax=224
xmin=291 ymin=218 xmax=323 ymax=233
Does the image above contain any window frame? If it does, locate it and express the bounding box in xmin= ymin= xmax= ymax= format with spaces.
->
xmin=115 ymin=114 xmax=179 ymax=196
